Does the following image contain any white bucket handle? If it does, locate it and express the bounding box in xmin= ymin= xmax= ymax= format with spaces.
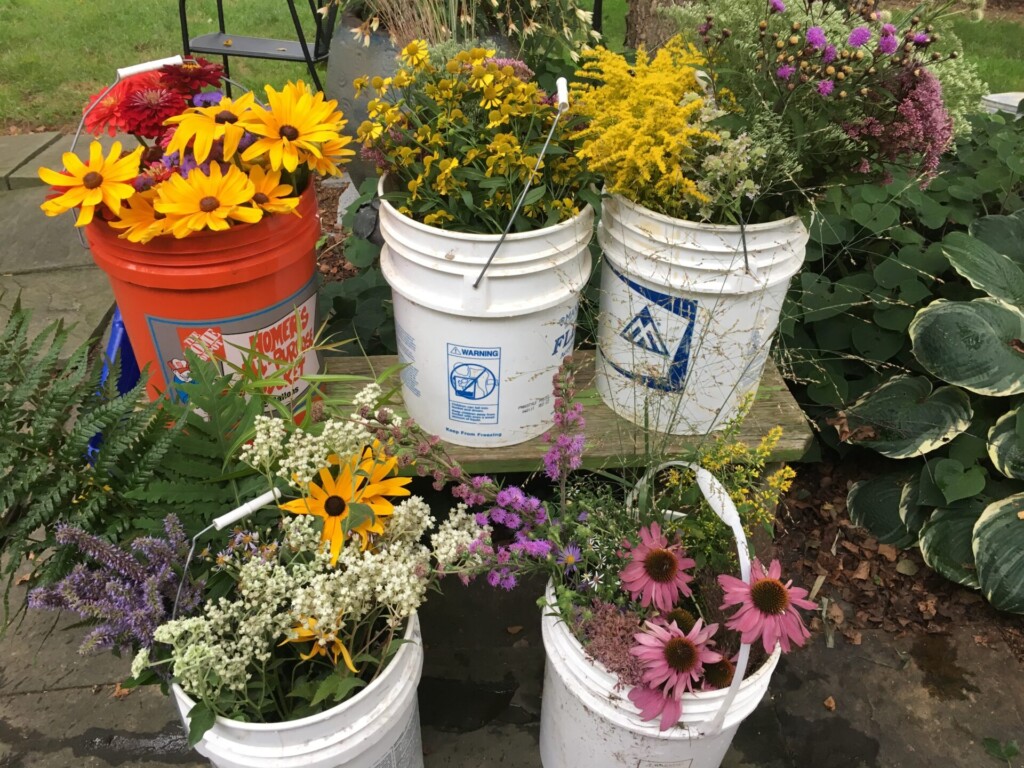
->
xmin=626 ymin=460 xmax=753 ymax=738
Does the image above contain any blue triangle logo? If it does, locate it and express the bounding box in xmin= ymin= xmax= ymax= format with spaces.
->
xmin=619 ymin=306 xmax=670 ymax=357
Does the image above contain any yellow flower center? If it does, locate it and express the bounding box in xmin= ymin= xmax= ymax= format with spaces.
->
xmin=664 ymin=637 xmax=698 ymax=673
xmin=324 ymin=495 xmax=348 ymax=517
xmin=750 ymin=578 xmax=790 ymax=614
xmin=280 ymin=125 xmax=300 ymax=141
xmin=83 ymin=171 xmax=104 ymax=190
xmin=199 ymin=196 xmax=220 ymax=213
xmin=643 ymin=548 xmax=678 ymax=583
xmin=216 ymin=110 xmax=238 ymax=124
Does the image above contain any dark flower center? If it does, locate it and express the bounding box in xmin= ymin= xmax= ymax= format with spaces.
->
xmin=665 ymin=608 xmax=696 ymax=633
xmin=280 ymin=125 xmax=300 ymax=141
xmin=324 ymin=496 xmax=347 ymax=517
xmin=82 ymin=171 xmax=103 ymax=189
xmin=253 ymin=192 xmax=269 ymax=205
xmin=750 ymin=578 xmax=790 ymax=615
xmin=199 ymin=196 xmax=220 ymax=213
xmin=703 ymin=659 xmax=735 ymax=689
xmin=643 ymin=548 xmax=678 ymax=583
xmin=216 ymin=110 xmax=238 ymax=124
xmin=663 ymin=637 xmax=698 ymax=674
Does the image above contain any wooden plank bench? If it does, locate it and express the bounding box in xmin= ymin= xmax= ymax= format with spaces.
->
xmin=325 ymin=349 xmax=814 ymax=473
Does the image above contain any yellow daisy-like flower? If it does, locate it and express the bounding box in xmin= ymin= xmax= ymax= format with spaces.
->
xmin=154 ymin=163 xmax=262 ymax=238
xmin=280 ymin=616 xmax=359 ymax=672
xmin=240 ymin=81 xmax=344 ymax=172
xmin=38 ymin=141 xmax=143 ymax=226
xmin=163 ymin=92 xmax=256 ymax=164
xmin=247 ymin=165 xmax=300 ymax=215
xmin=280 ymin=443 xmax=412 ymax=563
xmin=357 ymin=120 xmax=383 ymax=144
xmin=306 ymin=134 xmax=357 ymax=176
xmin=353 ymin=76 xmax=370 ymax=97
xmin=106 ymin=190 xmax=168 ymax=243
xmin=480 ymin=83 xmax=504 ymax=109
xmin=399 ymin=39 xmax=430 ymax=70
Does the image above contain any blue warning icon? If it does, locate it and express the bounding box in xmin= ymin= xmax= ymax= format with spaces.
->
xmin=450 ymin=363 xmax=497 ymax=400
xmin=619 ymin=306 xmax=670 ymax=357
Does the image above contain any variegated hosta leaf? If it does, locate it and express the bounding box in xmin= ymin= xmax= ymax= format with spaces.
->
xmin=841 ymin=375 xmax=973 ymax=459
xmin=919 ymin=504 xmax=984 ymax=589
xmin=847 ymin=472 xmax=918 ymax=548
xmin=988 ymin=407 xmax=1024 ymax=481
xmin=910 ymin=298 xmax=1024 ymax=397
xmin=973 ymin=492 xmax=1024 ymax=614
xmin=969 ymin=209 xmax=1024 ymax=265
xmin=941 ymin=231 xmax=1024 ymax=307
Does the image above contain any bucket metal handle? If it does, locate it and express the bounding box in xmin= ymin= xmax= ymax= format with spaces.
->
xmin=626 ymin=460 xmax=755 ymax=738
xmin=170 ymin=488 xmax=282 ymax=620
xmin=471 ymin=77 xmax=571 ymax=289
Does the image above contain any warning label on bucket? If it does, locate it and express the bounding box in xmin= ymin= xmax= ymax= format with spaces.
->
xmin=447 ymin=343 xmax=500 ymax=424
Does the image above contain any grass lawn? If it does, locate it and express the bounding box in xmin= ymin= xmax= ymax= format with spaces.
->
xmin=0 ymin=0 xmax=1019 ymax=131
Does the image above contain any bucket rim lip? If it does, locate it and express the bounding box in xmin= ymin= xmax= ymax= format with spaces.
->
xmin=541 ymin=581 xmax=781 ymax=705
xmin=171 ymin=612 xmax=420 ymax=733
xmin=606 ymin=192 xmax=805 ymax=234
xmin=377 ymin=174 xmax=594 ymax=243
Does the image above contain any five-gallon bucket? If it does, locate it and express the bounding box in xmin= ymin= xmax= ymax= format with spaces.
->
xmin=173 ymin=614 xmax=424 ymax=768
xmin=378 ymin=178 xmax=593 ymax=448
xmin=85 ymin=186 xmax=323 ymax=414
xmin=595 ymin=194 xmax=807 ymax=435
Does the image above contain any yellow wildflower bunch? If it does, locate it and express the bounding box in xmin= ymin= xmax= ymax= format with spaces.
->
xmin=571 ymin=36 xmax=722 ymax=219
xmin=357 ymin=41 xmax=593 ymax=234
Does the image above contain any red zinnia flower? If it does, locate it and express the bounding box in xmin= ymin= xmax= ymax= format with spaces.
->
xmin=619 ymin=522 xmax=695 ymax=612
xmin=160 ymin=57 xmax=224 ymax=95
xmin=120 ymin=87 xmax=187 ymax=139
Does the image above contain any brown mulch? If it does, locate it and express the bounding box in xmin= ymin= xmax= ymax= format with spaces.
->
xmin=314 ymin=175 xmax=358 ymax=284
xmin=775 ymin=460 xmax=1024 ymax=662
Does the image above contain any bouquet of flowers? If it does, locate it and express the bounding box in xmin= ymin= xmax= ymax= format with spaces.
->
xmin=37 ymin=59 xmax=355 ymax=242
xmin=571 ymin=0 xmax=985 ymax=223
xmin=356 ymin=40 xmax=595 ymax=233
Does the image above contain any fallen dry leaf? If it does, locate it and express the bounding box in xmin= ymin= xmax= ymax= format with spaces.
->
xmin=112 ymin=682 xmax=132 ymax=700
xmin=15 ymin=574 xmax=30 ymax=586
xmin=506 ymin=625 xmax=523 ymax=635
xmin=823 ymin=695 xmax=837 ymax=711
xmin=877 ymin=544 xmax=898 ymax=562
xmin=827 ymin=602 xmax=846 ymax=627
xmin=852 ymin=561 xmax=871 ymax=581
xmin=842 ymin=629 xmax=863 ymax=646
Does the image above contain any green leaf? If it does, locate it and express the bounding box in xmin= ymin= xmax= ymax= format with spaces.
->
xmin=186 ymin=701 xmax=217 ymax=747
xmin=919 ymin=504 xmax=983 ymax=589
xmin=932 ymin=458 xmax=987 ymax=504
xmin=910 ymin=299 xmax=1024 ymax=397
xmin=850 ymin=323 xmax=904 ymax=362
xmin=847 ymin=472 xmax=918 ymax=548
xmin=522 ymin=185 xmax=547 ymax=207
xmin=344 ymin=238 xmax=381 ymax=269
xmin=973 ymin=492 xmax=1024 ymax=613
xmin=841 ymin=376 xmax=973 ymax=458
xmin=941 ymin=231 xmax=1024 ymax=306
xmin=341 ymin=502 xmax=375 ymax=534
xmin=969 ymin=210 xmax=1024 ymax=265
xmin=310 ymin=674 xmax=367 ymax=708
xmin=988 ymin=407 xmax=1024 ymax=480
xmin=983 ymin=737 xmax=1020 ymax=761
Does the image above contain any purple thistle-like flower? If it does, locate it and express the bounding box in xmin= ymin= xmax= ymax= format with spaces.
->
xmin=817 ymin=79 xmax=835 ymax=96
xmin=879 ymin=34 xmax=899 ymax=54
xmin=697 ymin=21 xmax=712 ymax=35
xmin=822 ymin=44 xmax=838 ymax=64
xmin=511 ymin=534 xmax=554 ymax=558
xmin=913 ymin=32 xmax=930 ymax=44
xmin=806 ymin=27 xmax=827 ymax=49
xmin=848 ymin=26 xmax=872 ymax=47
xmin=558 ymin=542 xmax=583 ymax=573
xmin=776 ymin=65 xmax=796 ymax=80
xmin=881 ymin=23 xmax=897 ymax=35
xmin=769 ymin=0 xmax=785 ymax=12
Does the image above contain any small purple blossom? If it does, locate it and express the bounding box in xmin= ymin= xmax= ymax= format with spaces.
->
xmin=192 ymin=91 xmax=223 ymax=107
xmin=882 ymin=23 xmax=897 ymax=35
xmin=822 ymin=44 xmax=837 ymax=64
xmin=776 ymin=65 xmax=796 ymax=80
xmin=697 ymin=21 xmax=712 ymax=35
xmin=913 ymin=32 xmax=930 ymax=44
xmin=558 ymin=543 xmax=583 ymax=573
xmin=769 ymin=0 xmax=785 ymax=12
xmin=806 ymin=27 xmax=827 ymax=49
xmin=847 ymin=26 xmax=872 ymax=47
xmin=879 ymin=34 xmax=899 ymax=54
xmin=817 ymin=79 xmax=835 ymax=97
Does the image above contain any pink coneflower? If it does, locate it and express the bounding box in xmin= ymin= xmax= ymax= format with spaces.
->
xmin=718 ymin=558 xmax=817 ymax=653
xmin=619 ymin=522 xmax=695 ymax=612
xmin=631 ymin=618 xmax=722 ymax=699
xmin=628 ymin=684 xmax=681 ymax=731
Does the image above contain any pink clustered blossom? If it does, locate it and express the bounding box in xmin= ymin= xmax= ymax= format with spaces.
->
xmin=578 ymin=601 xmax=647 ymax=687
xmin=845 ymin=69 xmax=953 ymax=181
xmin=542 ymin=356 xmax=586 ymax=482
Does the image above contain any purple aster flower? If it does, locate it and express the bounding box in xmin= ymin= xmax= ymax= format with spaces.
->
xmin=817 ymin=79 xmax=835 ymax=96
xmin=558 ymin=543 xmax=583 ymax=573
xmin=822 ymin=44 xmax=838 ymax=64
xmin=879 ymin=34 xmax=899 ymax=54
xmin=806 ymin=26 xmax=827 ymax=49
xmin=192 ymin=90 xmax=223 ymax=107
xmin=848 ymin=26 xmax=872 ymax=47
xmin=769 ymin=0 xmax=785 ymax=12
xmin=776 ymin=64 xmax=796 ymax=80
xmin=576 ymin=510 xmax=589 ymax=522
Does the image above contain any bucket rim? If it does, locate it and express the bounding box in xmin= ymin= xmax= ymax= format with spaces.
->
xmin=172 ymin=612 xmax=421 ymax=733
xmin=606 ymin=192 xmax=805 ymax=235
xmin=377 ymin=174 xmax=594 ymax=244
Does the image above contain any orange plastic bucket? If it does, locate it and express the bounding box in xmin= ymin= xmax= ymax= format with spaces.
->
xmin=86 ymin=185 xmax=323 ymax=412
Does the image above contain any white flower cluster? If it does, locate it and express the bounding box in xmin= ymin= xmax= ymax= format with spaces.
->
xmin=351 ymin=382 xmax=403 ymax=429
xmin=238 ymin=414 xmax=287 ymax=474
xmin=383 ymin=496 xmax=434 ymax=546
xmin=431 ymin=504 xmax=487 ymax=570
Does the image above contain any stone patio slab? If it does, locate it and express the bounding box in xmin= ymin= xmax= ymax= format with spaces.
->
xmin=20 ymin=133 xmax=135 ymax=192
xmin=0 ymin=186 xmax=98 ymax=274
xmin=0 ymin=132 xmax=62 ymax=191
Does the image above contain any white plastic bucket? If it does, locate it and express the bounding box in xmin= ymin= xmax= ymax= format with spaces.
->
xmin=539 ymin=463 xmax=782 ymax=768
xmin=172 ymin=614 xmax=424 ymax=768
xmin=980 ymin=92 xmax=1024 ymax=118
xmin=594 ymin=194 xmax=807 ymax=435
xmin=378 ymin=178 xmax=594 ymax=448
